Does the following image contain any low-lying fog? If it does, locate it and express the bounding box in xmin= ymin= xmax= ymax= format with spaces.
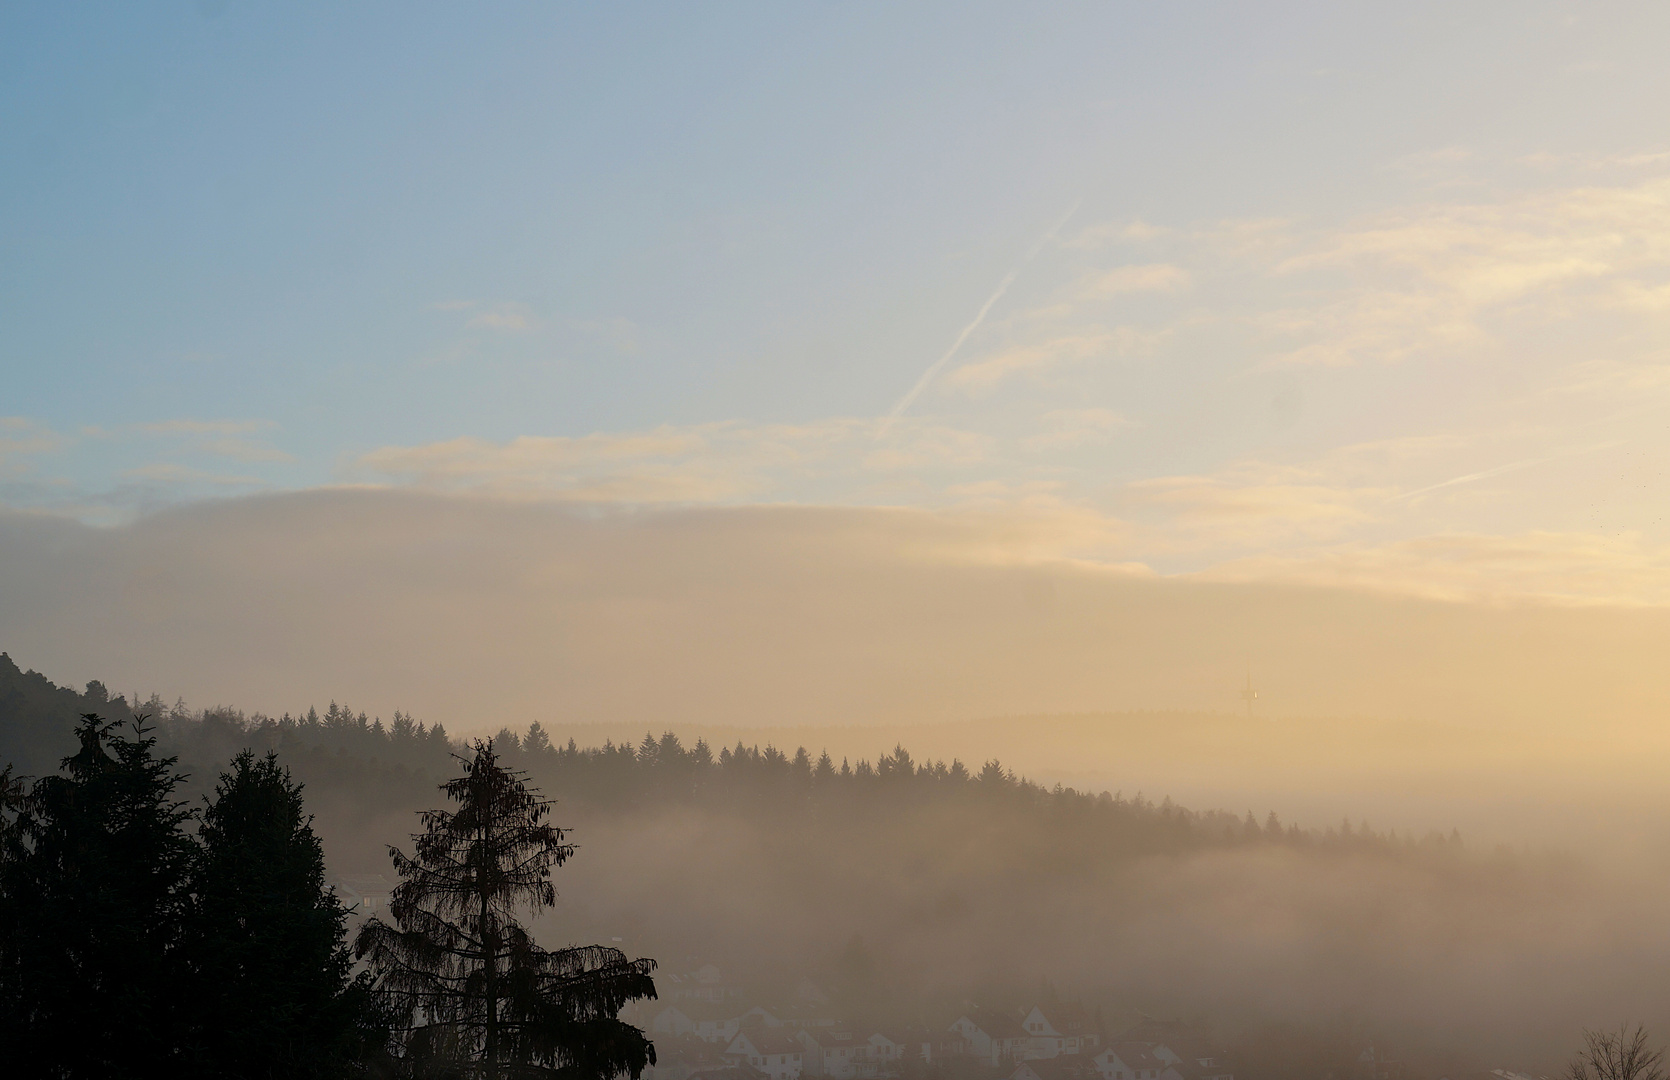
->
xmin=8 ymin=490 xmax=1670 ymax=1073
xmin=539 ymin=710 xmax=1670 ymax=857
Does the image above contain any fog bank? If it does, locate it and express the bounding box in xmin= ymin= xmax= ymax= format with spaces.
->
xmin=6 ymin=489 xmax=1670 ymax=851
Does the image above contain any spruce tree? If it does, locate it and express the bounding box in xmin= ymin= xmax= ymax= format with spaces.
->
xmin=188 ymin=750 xmax=381 ymax=1078
xmin=0 ymin=714 xmax=196 ymax=1079
xmin=0 ymin=762 xmax=30 ymax=1044
xmin=356 ymin=741 xmax=657 ymax=1080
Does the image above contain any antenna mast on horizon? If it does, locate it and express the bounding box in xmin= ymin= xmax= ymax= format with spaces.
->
xmin=1240 ymin=671 xmax=1258 ymax=719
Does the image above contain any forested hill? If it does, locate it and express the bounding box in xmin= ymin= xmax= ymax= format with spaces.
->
xmin=0 ymin=653 xmax=122 ymax=777
xmin=0 ymin=652 xmax=1460 ymax=863
xmin=9 ymin=652 xmax=1579 ymax=1058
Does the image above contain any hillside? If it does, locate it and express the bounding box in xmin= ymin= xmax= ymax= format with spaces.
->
xmin=0 ymin=652 xmax=1627 ymax=1074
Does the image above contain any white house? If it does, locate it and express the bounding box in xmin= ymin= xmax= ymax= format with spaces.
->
xmin=1093 ymin=1044 xmax=1165 ymax=1080
xmin=949 ymin=1009 xmax=1029 ymax=1066
xmin=1020 ymin=1005 xmax=1100 ymax=1058
xmin=1150 ymin=1041 xmax=1232 ymax=1080
xmin=797 ymin=1029 xmax=862 ymax=1079
xmin=865 ymin=1032 xmax=909 ymax=1067
xmin=334 ymin=874 xmax=392 ymax=914
xmin=725 ymin=1031 xmax=806 ymax=1080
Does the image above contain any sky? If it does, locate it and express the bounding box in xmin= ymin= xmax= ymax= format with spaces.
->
xmin=7 ymin=3 xmax=1670 ymax=740
xmin=3 ymin=3 xmax=1669 ymax=597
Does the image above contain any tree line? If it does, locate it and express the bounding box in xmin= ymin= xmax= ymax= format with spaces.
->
xmin=0 ymin=655 xmax=1467 ymax=861
xmin=485 ymin=726 xmax=1463 ymax=855
xmin=172 ymin=707 xmax=1459 ymax=859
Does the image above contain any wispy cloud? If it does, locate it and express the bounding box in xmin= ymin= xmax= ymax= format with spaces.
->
xmin=1087 ymin=263 xmax=1190 ymax=294
xmin=352 ymin=421 xmax=872 ymax=504
xmin=196 ymin=438 xmax=296 ymax=463
xmin=1197 ymin=530 xmax=1670 ymax=606
xmin=946 ymin=329 xmax=1162 ymax=391
xmin=136 ymin=419 xmax=276 ymax=436
xmin=1020 ymin=408 xmax=1130 ymax=453
xmin=468 ymin=303 xmax=537 ymax=331
xmin=986 ymin=175 xmax=1670 ymax=385
xmin=122 ymin=463 xmax=265 ymax=486
xmin=434 ymin=299 xmax=541 ymax=332
xmin=862 ymin=427 xmax=992 ymax=472
xmin=120 ymin=419 xmax=295 ymax=464
xmin=1262 ymin=177 xmax=1670 ymax=365
xmin=354 ymin=428 xmax=724 ymax=496
xmin=18 ymin=170 xmax=1670 ymax=611
xmin=1127 ymin=464 xmax=1387 ymax=551
xmin=0 ymin=418 xmax=66 ymax=475
xmin=1062 ymin=219 xmax=1170 ymax=248
xmin=350 ymin=417 xmax=1020 ymax=505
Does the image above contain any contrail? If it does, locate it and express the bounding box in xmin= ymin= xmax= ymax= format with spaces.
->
xmin=1390 ymin=440 xmax=1619 ymax=502
xmin=877 ymin=200 xmax=1081 ymax=438
xmin=1391 ymin=458 xmax=1544 ymax=501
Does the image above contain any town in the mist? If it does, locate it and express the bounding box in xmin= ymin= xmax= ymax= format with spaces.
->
xmin=7 ymin=4 xmax=1670 ymax=1080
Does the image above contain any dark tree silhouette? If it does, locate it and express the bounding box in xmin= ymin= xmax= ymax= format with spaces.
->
xmin=1569 ymin=1026 xmax=1666 ymax=1080
xmin=0 ymin=714 xmax=196 ymax=1079
xmin=357 ymin=741 xmax=657 ymax=1080
xmin=0 ymin=762 xmax=29 ymax=1044
xmin=188 ymin=750 xmax=382 ymax=1078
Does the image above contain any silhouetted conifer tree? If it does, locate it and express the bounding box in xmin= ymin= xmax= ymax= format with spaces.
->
xmin=0 ymin=714 xmax=196 ymax=1078
xmin=0 ymin=762 xmax=28 ymax=1042
xmin=356 ymin=741 xmax=657 ymax=1080
xmin=188 ymin=750 xmax=382 ymax=1078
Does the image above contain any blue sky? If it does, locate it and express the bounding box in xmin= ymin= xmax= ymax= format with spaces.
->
xmin=7 ymin=2 xmax=1670 ymax=597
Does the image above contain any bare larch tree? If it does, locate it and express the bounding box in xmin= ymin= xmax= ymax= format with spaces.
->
xmin=357 ymin=741 xmax=657 ymax=1080
xmin=1568 ymin=1025 xmax=1666 ymax=1080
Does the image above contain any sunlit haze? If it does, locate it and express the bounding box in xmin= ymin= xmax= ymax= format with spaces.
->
xmin=6 ymin=6 xmax=1670 ymax=1077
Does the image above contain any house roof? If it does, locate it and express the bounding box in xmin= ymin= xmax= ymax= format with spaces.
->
xmin=798 ymin=1029 xmax=857 ymax=1050
xmin=956 ymin=1007 xmax=1028 ymax=1040
xmin=1162 ymin=1061 xmax=1213 ymax=1080
xmin=689 ymin=1066 xmax=767 ymax=1080
xmin=1035 ymin=1003 xmax=1094 ymax=1034
xmin=1152 ymin=1040 xmax=1222 ymax=1070
xmin=1100 ymin=1043 xmax=1162 ymax=1069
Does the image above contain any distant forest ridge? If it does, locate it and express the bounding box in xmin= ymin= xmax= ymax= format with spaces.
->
xmin=0 ymin=652 xmax=1464 ymax=856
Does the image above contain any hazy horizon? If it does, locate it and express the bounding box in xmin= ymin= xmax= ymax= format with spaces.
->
xmin=8 ymin=5 xmax=1670 ymax=1076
